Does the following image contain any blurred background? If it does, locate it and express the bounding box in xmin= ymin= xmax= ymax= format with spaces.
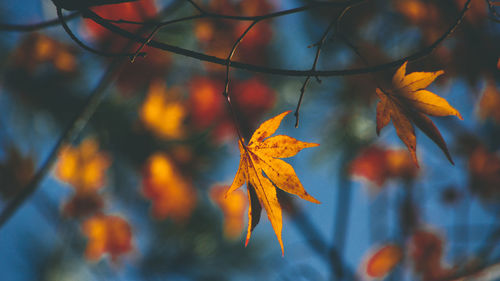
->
xmin=0 ymin=0 xmax=500 ymax=280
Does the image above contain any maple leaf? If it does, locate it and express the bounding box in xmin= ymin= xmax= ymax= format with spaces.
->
xmin=55 ymin=138 xmax=111 ymax=192
xmin=82 ymin=214 xmax=133 ymax=262
xmin=210 ymin=185 xmax=247 ymax=239
xmin=376 ymin=61 xmax=463 ymax=166
xmin=140 ymin=81 xmax=186 ymax=139
xmin=226 ymin=111 xmax=320 ymax=254
xmin=363 ymin=244 xmax=403 ymax=279
xmin=142 ymin=153 xmax=197 ymax=222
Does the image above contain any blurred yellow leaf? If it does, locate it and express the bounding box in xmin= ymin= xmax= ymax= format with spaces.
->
xmin=376 ymin=61 xmax=462 ymax=166
xmin=55 ymin=138 xmax=111 ymax=192
xmin=140 ymin=81 xmax=186 ymax=139
xmin=226 ymin=111 xmax=320 ymax=255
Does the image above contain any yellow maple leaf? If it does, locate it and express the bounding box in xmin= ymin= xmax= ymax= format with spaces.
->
xmin=226 ymin=111 xmax=320 ymax=255
xmin=376 ymin=62 xmax=462 ymax=166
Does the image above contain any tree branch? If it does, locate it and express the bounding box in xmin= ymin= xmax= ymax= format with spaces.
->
xmin=82 ymin=0 xmax=470 ymax=77
xmin=0 ymin=11 xmax=80 ymax=31
xmin=57 ymin=7 xmax=141 ymax=58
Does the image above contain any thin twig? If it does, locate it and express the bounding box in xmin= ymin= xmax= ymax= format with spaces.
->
xmin=294 ymin=4 xmax=354 ymax=128
xmin=130 ymin=14 xmax=204 ymax=62
xmin=83 ymin=0 xmax=470 ymax=77
xmin=486 ymin=0 xmax=500 ymax=22
xmin=185 ymin=0 xmax=204 ymax=13
xmin=57 ymin=7 xmax=144 ymax=58
xmin=0 ymin=11 xmax=80 ymax=31
xmin=222 ymin=20 xmax=260 ymax=152
xmin=223 ymin=20 xmax=259 ymax=97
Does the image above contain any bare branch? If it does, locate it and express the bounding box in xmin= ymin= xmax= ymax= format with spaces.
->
xmin=83 ymin=0 xmax=470 ymax=77
xmin=0 ymin=11 xmax=80 ymax=31
xmin=57 ymin=7 xmax=142 ymax=58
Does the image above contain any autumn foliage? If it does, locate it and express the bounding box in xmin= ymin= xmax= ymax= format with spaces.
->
xmin=2 ymin=0 xmax=500 ymax=280
xmin=82 ymin=214 xmax=133 ymax=262
xmin=376 ymin=62 xmax=462 ymax=166
xmin=227 ymin=111 xmax=320 ymax=254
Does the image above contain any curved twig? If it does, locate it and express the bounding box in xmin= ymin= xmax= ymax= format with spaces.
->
xmin=83 ymin=0 xmax=471 ymax=77
xmin=57 ymin=7 xmax=144 ymax=58
xmin=0 ymin=11 xmax=80 ymax=31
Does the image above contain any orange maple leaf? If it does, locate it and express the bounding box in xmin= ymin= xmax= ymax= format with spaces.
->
xmin=226 ymin=111 xmax=320 ymax=255
xmin=364 ymin=244 xmax=403 ymax=279
xmin=142 ymin=153 xmax=197 ymax=222
xmin=376 ymin=61 xmax=463 ymax=166
xmin=82 ymin=214 xmax=133 ymax=262
xmin=210 ymin=185 xmax=247 ymax=239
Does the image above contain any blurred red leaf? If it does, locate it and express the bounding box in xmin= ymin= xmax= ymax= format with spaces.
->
xmin=82 ymin=214 xmax=133 ymax=262
xmin=63 ymin=192 xmax=105 ymax=219
xmin=232 ymin=77 xmax=276 ymax=123
xmin=188 ymin=77 xmax=225 ymax=130
xmin=350 ymin=146 xmax=417 ymax=188
xmin=468 ymin=146 xmax=500 ymax=201
xmin=409 ymin=229 xmax=454 ymax=281
xmin=83 ymin=0 xmax=157 ymax=50
xmin=476 ymin=80 xmax=500 ymax=123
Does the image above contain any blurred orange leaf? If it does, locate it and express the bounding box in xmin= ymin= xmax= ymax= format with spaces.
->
xmin=350 ymin=146 xmax=417 ymax=187
xmin=55 ymin=138 xmax=111 ymax=192
xmin=376 ymin=61 xmax=462 ymax=166
xmin=226 ymin=111 xmax=320 ymax=254
xmin=476 ymin=80 xmax=500 ymax=122
xmin=364 ymin=244 xmax=403 ymax=279
xmin=82 ymin=214 xmax=133 ymax=262
xmin=13 ymin=33 xmax=77 ymax=73
xmin=210 ymin=185 xmax=247 ymax=239
xmin=142 ymin=153 xmax=197 ymax=222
